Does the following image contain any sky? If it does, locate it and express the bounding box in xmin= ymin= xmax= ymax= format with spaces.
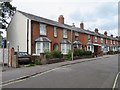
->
xmin=1 ymin=0 xmax=119 ymax=37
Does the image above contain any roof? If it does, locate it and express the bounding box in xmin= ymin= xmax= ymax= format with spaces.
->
xmin=60 ymin=39 xmax=71 ymax=44
xmin=73 ymin=40 xmax=82 ymax=45
xmin=35 ymin=37 xmax=51 ymax=42
xmin=18 ymin=10 xmax=119 ymax=41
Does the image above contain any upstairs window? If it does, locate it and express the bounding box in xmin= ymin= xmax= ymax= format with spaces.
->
xmin=94 ymin=36 xmax=97 ymax=42
xmin=101 ymin=38 xmax=103 ymax=43
xmin=106 ymin=39 xmax=108 ymax=44
xmin=54 ymin=27 xmax=57 ymax=37
xmin=111 ymin=40 xmax=112 ymax=44
xmin=63 ymin=29 xmax=68 ymax=38
xmin=114 ymin=41 xmax=115 ymax=44
xmin=88 ymin=35 xmax=91 ymax=42
xmin=40 ymin=23 xmax=46 ymax=35
xmin=75 ymin=32 xmax=79 ymax=36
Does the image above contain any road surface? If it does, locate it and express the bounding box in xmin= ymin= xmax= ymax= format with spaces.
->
xmin=3 ymin=55 xmax=119 ymax=88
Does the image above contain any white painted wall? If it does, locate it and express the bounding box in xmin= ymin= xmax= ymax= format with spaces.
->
xmin=7 ymin=11 xmax=28 ymax=52
xmin=28 ymin=19 xmax=31 ymax=54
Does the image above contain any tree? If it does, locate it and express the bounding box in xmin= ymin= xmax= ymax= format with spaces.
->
xmin=0 ymin=2 xmax=16 ymax=29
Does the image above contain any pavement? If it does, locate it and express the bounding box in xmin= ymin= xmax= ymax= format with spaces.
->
xmin=0 ymin=54 xmax=115 ymax=85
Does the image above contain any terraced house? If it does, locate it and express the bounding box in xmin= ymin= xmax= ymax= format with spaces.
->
xmin=7 ymin=11 xmax=120 ymax=56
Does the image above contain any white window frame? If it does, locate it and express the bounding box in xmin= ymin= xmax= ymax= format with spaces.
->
xmin=63 ymin=29 xmax=68 ymax=38
xmin=36 ymin=42 xmax=42 ymax=54
xmin=88 ymin=35 xmax=91 ymax=42
xmin=94 ymin=36 xmax=97 ymax=42
xmin=114 ymin=41 xmax=115 ymax=44
xmin=61 ymin=44 xmax=71 ymax=54
xmin=87 ymin=45 xmax=91 ymax=51
xmin=75 ymin=32 xmax=79 ymax=36
xmin=40 ymin=23 xmax=46 ymax=35
xmin=101 ymin=38 xmax=103 ymax=43
xmin=111 ymin=40 xmax=112 ymax=44
xmin=36 ymin=42 xmax=50 ymax=54
xmin=106 ymin=39 xmax=108 ymax=44
xmin=54 ymin=27 xmax=57 ymax=37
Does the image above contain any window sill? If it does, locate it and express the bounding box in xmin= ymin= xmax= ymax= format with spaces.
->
xmin=32 ymin=54 xmax=40 ymax=56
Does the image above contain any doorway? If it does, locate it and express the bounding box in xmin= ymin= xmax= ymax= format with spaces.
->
xmin=53 ymin=43 xmax=59 ymax=51
xmin=94 ymin=45 xmax=98 ymax=54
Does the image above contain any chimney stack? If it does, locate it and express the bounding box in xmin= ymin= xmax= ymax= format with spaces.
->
xmin=111 ymin=34 xmax=113 ymax=37
xmin=95 ymin=28 xmax=98 ymax=33
xmin=58 ymin=15 xmax=64 ymax=24
xmin=104 ymin=31 xmax=107 ymax=36
xmin=80 ymin=22 xmax=84 ymax=29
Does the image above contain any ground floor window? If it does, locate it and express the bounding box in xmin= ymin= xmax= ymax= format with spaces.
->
xmin=61 ymin=44 xmax=71 ymax=54
xmin=87 ymin=45 xmax=91 ymax=51
xmin=87 ymin=45 xmax=94 ymax=52
xmin=36 ymin=42 xmax=50 ymax=54
xmin=103 ymin=46 xmax=109 ymax=52
xmin=73 ymin=44 xmax=82 ymax=49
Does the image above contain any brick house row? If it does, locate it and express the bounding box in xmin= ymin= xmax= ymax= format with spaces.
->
xmin=7 ymin=11 xmax=120 ymax=55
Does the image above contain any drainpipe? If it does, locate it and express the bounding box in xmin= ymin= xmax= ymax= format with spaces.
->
xmin=71 ymin=23 xmax=75 ymax=61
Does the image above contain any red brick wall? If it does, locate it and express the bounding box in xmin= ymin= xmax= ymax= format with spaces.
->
xmin=31 ymin=21 xmax=40 ymax=54
xmin=31 ymin=20 xmax=119 ymax=55
xmin=47 ymin=25 xmax=63 ymax=52
xmin=107 ymin=39 xmax=111 ymax=46
xmin=79 ymin=33 xmax=88 ymax=50
xmin=97 ymin=37 xmax=101 ymax=44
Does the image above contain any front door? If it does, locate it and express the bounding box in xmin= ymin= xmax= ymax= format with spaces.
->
xmin=94 ymin=45 xmax=98 ymax=54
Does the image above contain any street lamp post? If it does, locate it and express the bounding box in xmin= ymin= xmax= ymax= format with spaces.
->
xmin=71 ymin=23 xmax=75 ymax=61
xmin=2 ymin=37 xmax=5 ymax=71
xmin=7 ymin=41 xmax=10 ymax=67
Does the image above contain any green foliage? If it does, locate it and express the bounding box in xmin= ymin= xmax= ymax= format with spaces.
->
xmin=52 ymin=50 xmax=62 ymax=58
xmin=84 ymin=51 xmax=92 ymax=56
xmin=107 ymin=50 xmax=114 ymax=55
xmin=45 ymin=51 xmax=53 ymax=59
xmin=1 ymin=2 xmax=16 ymax=29
xmin=45 ymin=50 xmax=62 ymax=59
xmin=74 ymin=49 xmax=84 ymax=56
xmin=34 ymin=59 xmax=42 ymax=65
xmin=64 ymin=50 xmax=72 ymax=61
xmin=114 ymin=51 xmax=120 ymax=54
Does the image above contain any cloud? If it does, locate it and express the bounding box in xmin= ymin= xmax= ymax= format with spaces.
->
xmin=11 ymin=0 xmax=118 ymax=36
xmin=68 ymin=2 xmax=118 ymax=36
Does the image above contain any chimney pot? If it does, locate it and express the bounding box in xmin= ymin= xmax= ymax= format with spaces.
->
xmin=104 ymin=31 xmax=107 ymax=36
xmin=80 ymin=22 xmax=84 ymax=29
xmin=58 ymin=15 xmax=64 ymax=24
xmin=95 ymin=28 xmax=98 ymax=33
xmin=111 ymin=34 xmax=113 ymax=37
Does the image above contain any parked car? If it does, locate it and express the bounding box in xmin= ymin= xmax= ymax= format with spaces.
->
xmin=17 ymin=52 xmax=31 ymax=65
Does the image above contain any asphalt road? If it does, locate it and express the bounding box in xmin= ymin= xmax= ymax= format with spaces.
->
xmin=3 ymin=55 xmax=118 ymax=88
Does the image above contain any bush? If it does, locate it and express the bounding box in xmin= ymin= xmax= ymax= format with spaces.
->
xmin=84 ymin=51 xmax=92 ymax=56
xmin=114 ymin=51 xmax=119 ymax=54
xmin=74 ymin=49 xmax=84 ymax=56
xmin=107 ymin=50 xmax=114 ymax=55
xmin=45 ymin=50 xmax=62 ymax=59
xmin=45 ymin=51 xmax=53 ymax=59
xmin=52 ymin=50 xmax=62 ymax=58
xmin=34 ymin=59 xmax=42 ymax=65
xmin=64 ymin=50 xmax=72 ymax=61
